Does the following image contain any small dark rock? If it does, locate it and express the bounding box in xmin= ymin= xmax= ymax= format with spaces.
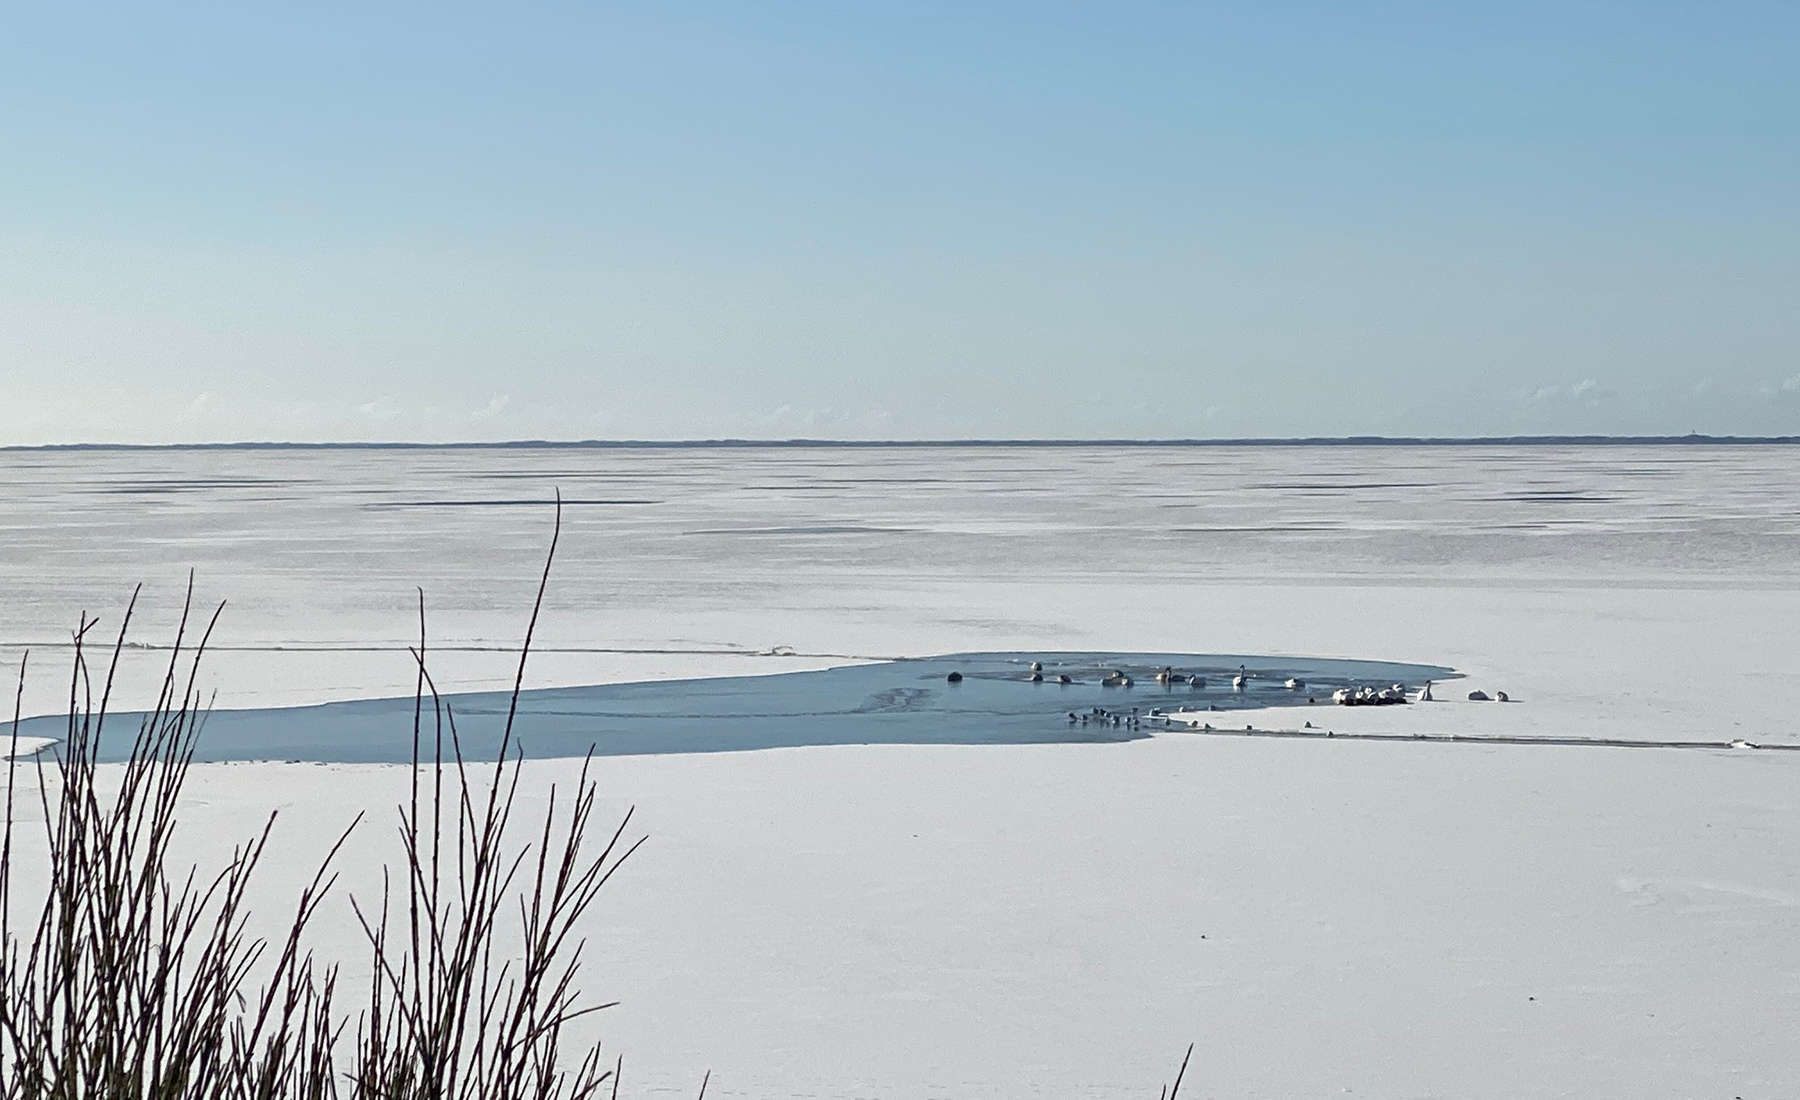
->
xmin=946 ymin=671 xmax=963 ymax=683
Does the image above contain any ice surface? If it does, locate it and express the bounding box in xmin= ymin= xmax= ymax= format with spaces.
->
xmin=3 ymin=442 xmax=1797 ymax=719
xmin=3 ymin=443 xmax=1799 ymax=1096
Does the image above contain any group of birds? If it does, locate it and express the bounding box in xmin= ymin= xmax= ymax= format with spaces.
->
xmin=946 ymin=663 xmax=1513 ymax=732
xmin=1332 ymin=684 xmax=1413 ymax=706
xmin=1041 ymin=662 xmax=1308 ymax=693
xmin=1067 ymin=705 xmax=1194 ymax=730
xmin=1330 ymin=680 xmax=1466 ymax=706
xmin=948 ymin=662 xmax=1323 ymax=693
xmin=1068 ymin=706 xmax=1149 ymax=730
xmin=952 ymin=661 xmax=1473 ymax=713
xmin=1025 ymin=664 xmax=1199 ymax=688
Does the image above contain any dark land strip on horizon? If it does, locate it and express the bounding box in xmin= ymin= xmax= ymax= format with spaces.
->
xmin=7 ymin=434 xmax=1800 ymax=452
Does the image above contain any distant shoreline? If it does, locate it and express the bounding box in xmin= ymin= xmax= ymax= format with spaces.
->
xmin=6 ymin=434 xmax=1800 ymax=452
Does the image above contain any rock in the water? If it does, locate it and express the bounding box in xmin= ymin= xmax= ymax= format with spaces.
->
xmin=947 ymin=671 xmax=963 ymax=683
xmin=1468 ymin=689 xmax=1490 ymax=701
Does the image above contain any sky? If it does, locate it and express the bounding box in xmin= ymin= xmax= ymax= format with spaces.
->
xmin=2 ymin=1 xmax=1797 ymax=443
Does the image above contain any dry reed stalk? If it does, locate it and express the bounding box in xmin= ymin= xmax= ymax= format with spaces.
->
xmin=2 ymin=497 xmax=641 ymax=1099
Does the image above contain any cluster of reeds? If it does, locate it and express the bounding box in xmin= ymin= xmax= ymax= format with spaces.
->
xmin=1 ymin=590 xmax=344 ymax=1098
xmin=1 ymin=501 xmax=1191 ymax=1097
xmin=1 ymin=504 xmax=640 ymax=1099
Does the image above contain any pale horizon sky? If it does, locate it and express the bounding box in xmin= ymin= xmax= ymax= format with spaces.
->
xmin=3 ymin=2 xmax=1797 ymax=444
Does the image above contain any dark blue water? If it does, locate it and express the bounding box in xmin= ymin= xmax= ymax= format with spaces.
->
xmin=18 ymin=652 xmax=1456 ymax=763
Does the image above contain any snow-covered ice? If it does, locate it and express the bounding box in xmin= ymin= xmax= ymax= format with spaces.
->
xmin=4 ymin=442 xmax=1800 ymax=1096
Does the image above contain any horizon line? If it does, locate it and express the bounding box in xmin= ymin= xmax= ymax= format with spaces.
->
xmin=4 ymin=433 xmax=1800 ymax=452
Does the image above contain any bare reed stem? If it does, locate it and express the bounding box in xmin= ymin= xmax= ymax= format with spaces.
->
xmin=2 ymin=496 xmax=641 ymax=1099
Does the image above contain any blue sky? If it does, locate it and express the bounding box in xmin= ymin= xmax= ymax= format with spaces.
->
xmin=2 ymin=1 xmax=1796 ymax=442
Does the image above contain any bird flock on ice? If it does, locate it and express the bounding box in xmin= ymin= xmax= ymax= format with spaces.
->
xmin=941 ymin=661 xmax=1515 ymax=729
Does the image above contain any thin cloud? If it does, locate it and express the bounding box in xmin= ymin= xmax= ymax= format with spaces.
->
xmin=1530 ymin=378 xmax=1613 ymax=405
xmin=176 ymin=392 xmax=216 ymax=423
xmin=470 ymin=394 xmax=512 ymax=421
xmin=357 ymin=397 xmax=401 ymax=421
